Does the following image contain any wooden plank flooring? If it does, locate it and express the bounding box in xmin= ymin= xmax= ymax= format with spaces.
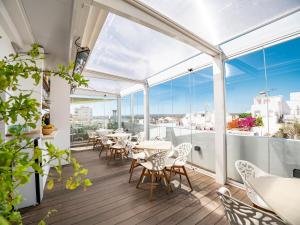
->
xmin=21 ymin=150 xmax=249 ymax=225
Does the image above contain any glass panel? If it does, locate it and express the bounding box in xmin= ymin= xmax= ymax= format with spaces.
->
xmin=86 ymin=13 xmax=199 ymax=81
xmin=132 ymin=91 xmax=144 ymax=134
xmin=265 ymin=37 xmax=300 ymax=177
xmin=190 ymin=67 xmax=215 ymax=172
xmin=150 ymin=80 xmax=173 ymax=140
xmin=121 ymin=95 xmax=132 ymax=132
xmin=141 ymin=0 xmax=300 ymax=45
xmin=70 ymin=97 xmax=117 ymax=146
xmin=149 ymin=66 xmax=215 ymax=172
xmin=225 ymin=49 xmax=269 ymax=182
xmin=172 ymin=74 xmax=191 ymax=159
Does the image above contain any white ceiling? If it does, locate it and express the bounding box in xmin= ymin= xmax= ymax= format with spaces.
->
xmin=20 ymin=0 xmax=73 ymax=68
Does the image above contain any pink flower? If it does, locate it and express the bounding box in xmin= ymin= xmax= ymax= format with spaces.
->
xmin=238 ymin=117 xmax=256 ymax=129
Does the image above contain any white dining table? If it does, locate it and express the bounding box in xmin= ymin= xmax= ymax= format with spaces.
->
xmin=134 ymin=140 xmax=172 ymax=152
xmin=96 ymin=128 xmax=113 ymax=136
xmin=106 ymin=132 xmax=131 ymax=139
xmin=247 ymin=176 xmax=300 ymax=225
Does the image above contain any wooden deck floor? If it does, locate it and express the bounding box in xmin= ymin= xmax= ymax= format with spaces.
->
xmin=21 ymin=150 xmax=249 ymax=225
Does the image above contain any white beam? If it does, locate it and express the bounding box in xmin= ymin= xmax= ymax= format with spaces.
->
xmin=81 ymin=6 xmax=108 ymax=49
xmin=84 ymin=69 xmax=144 ymax=84
xmin=92 ymin=0 xmax=220 ymax=56
xmin=74 ymin=87 xmax=117 ymax=97
xmin=117 ymin=95 xmax=122 ymax=128
xmin=143 ymin=82 xmax=150 ymax=140
xmin=69 ymin=0 xmax=91 ymax=61
xmin=0 ymin=0 xmax=24 ymax=49
xmin=213 ymin=53 xmax=227 ymax=184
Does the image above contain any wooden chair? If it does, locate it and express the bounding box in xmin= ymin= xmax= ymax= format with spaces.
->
xmin=87 ymin=130 xmax=97 ymax=149
xmin=235 ymin=160 xmax=273 ymax=211
xmin=217 ymin=187 xmax=285 ymax=225
xmin=98 ymin=136 xmax=113 ymax=159
xmin=136 ymin=150 xmax=171 ymax=200
xmin=127 ymin=141 xmax=148 ymax=183
xmin=165 ymin=143 xmax=193 ymax=191
xmin=108 ymin=138 xmax=127 ymax=164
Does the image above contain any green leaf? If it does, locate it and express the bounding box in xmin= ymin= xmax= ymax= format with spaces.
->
xmin=84 ymin=179 xmax=92 ymax=187
xmin=47 ymin=179 xmax=54 ymax=190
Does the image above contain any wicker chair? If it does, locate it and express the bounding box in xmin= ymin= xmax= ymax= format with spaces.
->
xmin=235 ymin=160 xmax=273 ymax=211
xmin=98 ymin=136 xmax=114 ymax=159
xmin=108 ymin=138 xmax=127 ymax=163
xmin=217 ymin=187 xmax=285 ymax=225
xmin=137 ymin=150 xmax=171 ymax=200
xmin=165 ymin=143 xmax=193 ymax=191
xmin=127 ymin=141 xmax=148 ymax=183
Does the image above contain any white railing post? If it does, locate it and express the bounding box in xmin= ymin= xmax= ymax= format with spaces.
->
xmin=143 ymin=82 xmax=150 ymax=140
xmin=117 ymin=95 xmax=121 ymax=128
xmin=213 ymin=53 xmax=227 ymax=184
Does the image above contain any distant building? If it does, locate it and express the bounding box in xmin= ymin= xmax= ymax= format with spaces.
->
xmin=251 ymin=93 xmax=290 ymax=134
xmin=74 ymin=106 xmax=93 ymax=122
xmin=285 ymin=92 xmax=300 ymax=123
xmin=181 ymin=112 xmax=215 ymax=130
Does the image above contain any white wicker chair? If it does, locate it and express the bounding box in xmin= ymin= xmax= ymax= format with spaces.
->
xmin=217 ymin=187 xmax=285 ymax=225
xmin=137 ymin=150 xmax=171 ymax=200
xmin=165 ymin=143 xmax=193 ymax=191
xmin=127 ymin=141 xmax=148 ymax=183
xmin=108 ymin=138 xmax=127 ymax=163
xmin=98 ymin=136 xmax=114 ymax=159
xmin=235 ymin=160 xmax=273 ymax=211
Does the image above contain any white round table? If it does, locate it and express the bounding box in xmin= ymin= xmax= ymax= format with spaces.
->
xmin=134 ymin=140 xmax=172 ymax=152
xmin=248 ymin=176 xmax=300 ymax=225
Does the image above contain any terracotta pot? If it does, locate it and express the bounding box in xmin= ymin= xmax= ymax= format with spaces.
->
xmin=42 ymin=127 xmax=54 ymax=135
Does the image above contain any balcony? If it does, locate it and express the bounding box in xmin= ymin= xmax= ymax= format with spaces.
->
xmin=1 ymin=0 xmax=300 ymax=224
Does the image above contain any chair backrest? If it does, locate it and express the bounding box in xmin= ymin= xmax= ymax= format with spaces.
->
xmin=235 ymin=160 xmax=269 ymax=183
xmin=125 ymin=141 xmax=135 ymax=153
xmin=152 ymin=136 xmax=165 ymax=141
xmin=87 ymin=130 xmax=96 ymax=138
xmin=100 ymin=136 xmax=109 ymax=145
xmin=137 ymin=132 xmax=145 ymax=142
xmin=217 ymin=187 xmax=285 ymax=225
xmin=115 ymin=137 xmax=127 ymax=147
xmin=173 ymin=143 xmax=192 ymax=164
xmin=147 ymin=150 xmax=170 ymax=171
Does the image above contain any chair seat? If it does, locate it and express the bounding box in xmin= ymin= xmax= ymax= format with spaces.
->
xmin=250 ymin=191 xmax=272 ymax=210
xmin=129 ymin=152 xmax=147 ymax=160
xmin=140 ymin=161 xmax=165 ymax=171
xmin=165 ymin=157 xmax=185 ymax=167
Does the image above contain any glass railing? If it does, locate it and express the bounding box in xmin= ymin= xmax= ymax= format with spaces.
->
xmin=70 ymin=120 xmax=118 ymax=147
xmin=227 ymin=134 xmax=300 ymax=182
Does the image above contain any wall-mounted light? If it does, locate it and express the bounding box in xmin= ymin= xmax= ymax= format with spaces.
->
xmin=71 ymin=37 xmax=90 ymax=94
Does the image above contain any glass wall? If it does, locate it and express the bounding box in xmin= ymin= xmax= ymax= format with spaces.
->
xmin=121 ymin=95 xmax=132 ymax=131
xmin=70 ymin=97 xmax=117 ymax=146
xmin=226 ymin=37 xmax=300 ymax=181
xmin=121 ymin=91 xmax=144 ymax=133
xmin=149 ymin=67 xmax=215 ymax=172
xmin=132 ymin=91 xmax=144 ymax=133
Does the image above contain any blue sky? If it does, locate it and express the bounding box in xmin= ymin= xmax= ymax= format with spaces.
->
xmin=149 ymin=37 xmax=300 ymax=114
xmin=72 ymin=37 xmax=300 ymax=116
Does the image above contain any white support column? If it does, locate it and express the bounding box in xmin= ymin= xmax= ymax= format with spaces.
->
xmin=117 ymin=95 xmax=121 ymax=128
xmin=213 ymin=53 xmax=227 ymax=184
xmin=143 ymin=82 xmax=150 ymax=140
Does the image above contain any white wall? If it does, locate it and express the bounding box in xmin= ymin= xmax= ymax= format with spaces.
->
xmin=50 ymin=76 xmax=70 ymax=150
xmin=0 ymin=24 xmax=15 ymax=139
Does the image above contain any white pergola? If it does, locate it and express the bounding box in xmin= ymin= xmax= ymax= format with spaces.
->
xmin=72 ymin=0 xmax=300 ymax=184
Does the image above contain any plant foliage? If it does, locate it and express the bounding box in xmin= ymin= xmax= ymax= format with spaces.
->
xmin=0 ymin=44 xmax=91 ymax=224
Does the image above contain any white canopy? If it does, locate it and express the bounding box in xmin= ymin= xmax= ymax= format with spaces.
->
xmin=82 ymin=0 xmax=300 ymax=95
